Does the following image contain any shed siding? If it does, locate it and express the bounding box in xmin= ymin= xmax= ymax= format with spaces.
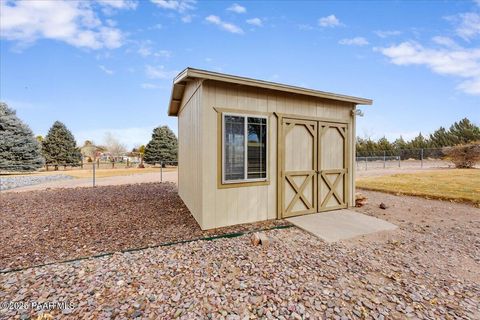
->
xmin=178 ymin=80 xmax=203 ymax=226
xmin=200 ymin=80 xmax=354 ymax=229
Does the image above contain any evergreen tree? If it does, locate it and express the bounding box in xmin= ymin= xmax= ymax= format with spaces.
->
xmin=144 ymin=126 xmax=178 ymax=165
xmin=0 ymin=102 xmax=44 ymax=172
xmin=409 ymin=133 xmax=429 ymax=149
xmin=393 ymin=136 xmax=408 ymax=150
xmin=42 ymin=121 xmax=81 ymax=170
xmin=448 ymin=118 xmax=480 ymax=145
xmin=429 ymin=127 xmax=452 ymax=148
xmin=377 ymin=136 xmax=393 ymax=153
xmin=355 ymin=137 xmax=378 ymax=156
xmin=355 ymin=118 xmax=479 ymax=155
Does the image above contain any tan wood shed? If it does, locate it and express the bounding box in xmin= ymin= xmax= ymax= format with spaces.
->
xmin=168 ymin=68 xmax=372 ymax=230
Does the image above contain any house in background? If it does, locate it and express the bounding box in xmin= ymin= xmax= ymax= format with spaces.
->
xmin=168 ymin=68 xmax=372 ymax=230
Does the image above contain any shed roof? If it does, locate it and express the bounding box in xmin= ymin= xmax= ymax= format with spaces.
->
xmin=168 ymin=68 xmax=372 ymax=116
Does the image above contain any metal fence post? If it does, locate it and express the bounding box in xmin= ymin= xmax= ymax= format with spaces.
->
xmin=160 ymin=161 xmax=163 ymax=182
xmin=92 ymin=162 xmax=96 ymax=187
xmin=421 ymin=148 xmax=424 ymax=168
xmin=383 ymin=151 xmax=386 ymax=169
xmin=398 ymin=152 xmax=401 ymax=167
xmin=365 ymin=157 xmax=367 ymax=170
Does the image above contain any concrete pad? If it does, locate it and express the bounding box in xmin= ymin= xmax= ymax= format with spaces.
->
xmin=286 ymin=209 xmax=397 ymax=243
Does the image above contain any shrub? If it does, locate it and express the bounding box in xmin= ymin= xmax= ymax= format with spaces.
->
xmin=443 ymin=142 xmax=480 ymax=168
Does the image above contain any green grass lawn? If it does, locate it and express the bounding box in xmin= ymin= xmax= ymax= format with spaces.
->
xmin=356 ymin=169 xmax=480 ymax=206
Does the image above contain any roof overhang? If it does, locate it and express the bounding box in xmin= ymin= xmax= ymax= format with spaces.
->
xmin=168 ymin=68 xmax=372 ymax=116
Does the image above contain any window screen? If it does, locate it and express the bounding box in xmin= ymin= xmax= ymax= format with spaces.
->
xmin=223 ymin=114 xmax=267 ymax=182
xmin=247 ymin=117 xmax=267 ymax=179
xmin=224 ymin=115 xmax=245 ymax=181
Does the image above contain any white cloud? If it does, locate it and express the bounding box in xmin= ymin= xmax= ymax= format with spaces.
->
xmin=155 ymin=49 xmax=172 ymax=58
xmin=181 ymin=15 xmax=193 ymax=23
xmin=432 ymin=36 xmax=459 ymax=49
xmin=318 ymin=14 xmax=342 ymax=27
xmin=298 ymin=24 xmax=314 ymax=31
xmin=205 ymin=15 xmax=244 ymax=34
xmin=97 ymin=0 xmax=138 ymax=10
xmin=140 ymin=83 xmax=166 ymax=89
xmin=246 ymin=18 xmax=263 ymax=27
xmin=105 ymin=19 xmax=117 ymax=27
xmin=452 ymin=12 xmax=480 ymax=40
xmin=0 ymin=0 xmax=125 ymax=50
xmin=145 ymin=65 xmax=179 ymax=79
xmin=457 ymin=78 xmax=480 ymax=95
xmin=138 ymin=42 xmax=153 ymax=57
xmin=137 ymin=40 xmax=172 ymax=58
xmin=99 ymin=65 xmax=114 ymax=74
xmin=378 ymin=41 xmax=480 ymax=95
xmin=339 ymin=37 xmax=369 ymax=46
xmin=374 ymin=30 xmax=401 ymax=38
xmin=205 ymin=15 xmax=221 ymax=24
xmin=227 ymin=3 xmax=246 ymax=14
xmin=150 ymin=0 xmax=195 ymax=12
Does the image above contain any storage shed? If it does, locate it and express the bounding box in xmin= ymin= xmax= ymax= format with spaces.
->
xmin=168 ymin=68 xmax=372 ymax=230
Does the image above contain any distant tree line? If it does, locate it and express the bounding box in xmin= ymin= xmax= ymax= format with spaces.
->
xmin=356 ymin=118 xmax=480 ymax=158
xmin=0 ymin=102 xmax=178 ymax=172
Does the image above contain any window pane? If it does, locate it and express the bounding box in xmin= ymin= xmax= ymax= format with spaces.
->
xmin=247 ymin=117 xmax=267 ymax=179
xmin=224 ymin=115 xmax=245 ymax=181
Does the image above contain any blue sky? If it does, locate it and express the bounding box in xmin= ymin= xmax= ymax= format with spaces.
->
xmin=1 ymin=0 xmax=479 ymax=148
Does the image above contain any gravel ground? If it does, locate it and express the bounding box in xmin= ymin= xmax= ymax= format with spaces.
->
xmin=0 ymin=174 xmax=74 ymax=191
xmin=0 ymin=183 xmax=289 ymax=271
xmin=3 ymin=172 xmax=177 ymax=193
xmin=0 ymin=188 xmax=478 ymax=319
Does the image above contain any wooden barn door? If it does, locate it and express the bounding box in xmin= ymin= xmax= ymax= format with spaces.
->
xmin=318 ymin=122 xmax=348 ymax=211
xmin=280 ymin=118 xmax=317 ymax=218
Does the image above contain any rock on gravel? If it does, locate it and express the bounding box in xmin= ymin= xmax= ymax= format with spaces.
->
xmin=0 ymin=226 xmax=478 ymax=319
xmin=0 ymin=189 xmax=478 ymax=319
xmin=0 ymin=174 xmax=74 ymax=191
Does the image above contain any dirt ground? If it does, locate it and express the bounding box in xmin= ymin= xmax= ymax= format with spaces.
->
xmin=352 ymin=189 xmax=479 ymax=283
xmin=0 ymin=183 xmax=288 ymax=271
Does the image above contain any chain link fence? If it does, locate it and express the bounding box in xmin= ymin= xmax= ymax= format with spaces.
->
xmin=356 ymin=148 xmax=453 ymax=170
xmin=0 ymin=161 xmax=178 ymax=192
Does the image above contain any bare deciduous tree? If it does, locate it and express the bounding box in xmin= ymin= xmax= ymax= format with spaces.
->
xmin=104 ymin=132 xmax=127 ymax=160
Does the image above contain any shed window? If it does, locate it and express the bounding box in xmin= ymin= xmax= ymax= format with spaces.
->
xmin=223 ymin=114 xmax=267 ymax=183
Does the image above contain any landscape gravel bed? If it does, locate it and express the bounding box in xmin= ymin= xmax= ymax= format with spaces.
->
xmin=0 ymin=187 xmax=478 ymax=319
xmin=1 ymin=211 xmax=478 ymax=319
xmin=0 ymin=174 xmax=74 ymax=191
xmin=0 ymin=182 xmax=289 ymax=271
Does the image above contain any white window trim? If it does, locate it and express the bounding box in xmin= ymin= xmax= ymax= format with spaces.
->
xmin=222 ymin=112 xmax=268 ymax=184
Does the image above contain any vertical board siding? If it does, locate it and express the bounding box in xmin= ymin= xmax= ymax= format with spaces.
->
xmin=196 ymin=80 xmax=354 ymax=229
xmin=178 ymin=80 xmax=203 ymax=226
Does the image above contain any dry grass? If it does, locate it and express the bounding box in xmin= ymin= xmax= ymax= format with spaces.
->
xmin=65 ymin=167 xmax=176 ymax=178
xmin=356 ymin=168 xmax=480 ymax=206
xmin=1 ymin=167 xmax=176 ymax=179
